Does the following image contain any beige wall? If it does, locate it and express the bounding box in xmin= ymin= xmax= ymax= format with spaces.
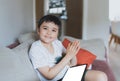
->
xmin=0 ymin=0 xmax=110 ymax=47
xmin=0 ymin=0 xmax=33 ymax=46
xmin=83 ymin=0 xmax=110 ymax=47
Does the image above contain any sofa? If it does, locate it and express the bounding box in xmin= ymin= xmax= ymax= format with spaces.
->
xmin=0 ymin=32 xmax=116 ymax=81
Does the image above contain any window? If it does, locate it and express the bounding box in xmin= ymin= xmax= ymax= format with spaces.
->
xmin=109 ymin=0 xmax=120 ymax=21
xmin=48 ymin=0 xmax=67 ymax=19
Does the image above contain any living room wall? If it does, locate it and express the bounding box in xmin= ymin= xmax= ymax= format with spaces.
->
xmin=0 ymin=0 xmax=110 ymax=47
xmin=0 ymin=0 xmax=33 ymax=47
xmin=83 ymin=0 xmax=110 ymax=47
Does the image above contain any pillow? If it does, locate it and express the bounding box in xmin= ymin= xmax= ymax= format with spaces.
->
xmin=18 ymin=32 xmax=39 ymax=43
xmin=61 ymin=36 xmax=106 ymax=61
xmin=62 ymin=38 xmax=96 ymax=68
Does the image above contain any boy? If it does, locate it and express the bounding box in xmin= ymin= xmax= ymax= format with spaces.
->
xmin=29 ymin=15 xmax=107 ymax=81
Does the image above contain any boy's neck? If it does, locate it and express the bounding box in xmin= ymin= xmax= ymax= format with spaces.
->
xmin=41 ymin=41 xmax=52 ymax=48
xmin=41 ymin=41 xmax=54 ymax=54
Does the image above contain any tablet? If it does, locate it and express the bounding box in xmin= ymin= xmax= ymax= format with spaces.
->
xmin=62 ymin=64 xmax=87 ymax=81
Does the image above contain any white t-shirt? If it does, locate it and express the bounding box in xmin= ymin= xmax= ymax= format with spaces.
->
xmin=29 ymin=39 xmax=69 ymax=81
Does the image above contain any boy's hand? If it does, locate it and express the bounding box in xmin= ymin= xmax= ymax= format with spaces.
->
xmin=66 ymin=40 xmax=80 ymax=59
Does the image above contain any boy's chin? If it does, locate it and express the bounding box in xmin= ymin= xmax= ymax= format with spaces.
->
xmin=42 ymin=40 xmax=53 ymax=44
xmin=41 ymin=38 xmax=57 ymax=44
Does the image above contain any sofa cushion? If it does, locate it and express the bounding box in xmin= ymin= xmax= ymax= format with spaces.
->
xmin=0 ymin=47 xmax=39 ymax=81
xmin=80 ymin=39 xmax=106 ymax=61
xmin=62 ymin=38 xmax=96 ymax=68
xmin=61 ymin=36 xmax=106 ymax=61
xmin=13 ymin=39 xmax=34 ymax=52
xmin=18 ymin=32 xmax=39 ymax=43
xmin=12 ymin=40 xmax=39 ymax=81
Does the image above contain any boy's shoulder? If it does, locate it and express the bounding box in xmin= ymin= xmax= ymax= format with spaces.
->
xmin=32 ymin=40 xmax=40 ymax=44
xmin=31 ymin=40 xmax=41 ymax=46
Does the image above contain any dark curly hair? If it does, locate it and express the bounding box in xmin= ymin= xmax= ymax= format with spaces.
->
xmin=37 ymin=15 xmax=61 ymax=30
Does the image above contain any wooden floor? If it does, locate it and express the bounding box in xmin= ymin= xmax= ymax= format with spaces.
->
xmin=108 ymin=43 xmax=120 ymax=81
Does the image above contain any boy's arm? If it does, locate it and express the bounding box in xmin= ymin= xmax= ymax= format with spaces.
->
xmin=37 ymin=54 xmax=74 ymax=80
xmin=62 ymin=48 xmax=77 ymax=67
xmin=62 ymin=53 xmax=77 ymax=67
xmin=69 ymin=56 xmax=77 ymax=67
xmin=37 ymin=40 xmax=80 ymax=80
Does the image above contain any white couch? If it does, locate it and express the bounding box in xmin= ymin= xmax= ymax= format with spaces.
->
xmin=0 ymin=32 xmax=116 ymax=81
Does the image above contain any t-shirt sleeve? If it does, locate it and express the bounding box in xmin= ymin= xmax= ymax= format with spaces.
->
xmin=29 ymin=44 xmax=49 ymax=69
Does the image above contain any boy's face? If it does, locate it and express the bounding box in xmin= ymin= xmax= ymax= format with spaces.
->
xmin=37 ymin=22 xmax=59 ymax=44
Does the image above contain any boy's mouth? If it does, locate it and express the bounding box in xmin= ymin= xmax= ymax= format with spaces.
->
xmin=45 ymin=35 xmax=52 ymax=39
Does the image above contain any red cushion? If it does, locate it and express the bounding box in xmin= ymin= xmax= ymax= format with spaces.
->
xmin=62 ymin=38 xmax=96 ymax=68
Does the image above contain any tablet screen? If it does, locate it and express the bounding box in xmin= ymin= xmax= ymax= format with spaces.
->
xmin=62 ymin=64 xmax=87 ymax=81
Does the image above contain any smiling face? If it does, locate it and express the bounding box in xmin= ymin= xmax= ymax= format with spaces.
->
xmin=37 ymin=21 xmax=59 ymax=44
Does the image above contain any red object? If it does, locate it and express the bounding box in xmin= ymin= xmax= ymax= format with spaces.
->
xmin=62 ymin=38 xmax=96 ymax=68
xmin=7 ymin=41 xmax=20 ymax=49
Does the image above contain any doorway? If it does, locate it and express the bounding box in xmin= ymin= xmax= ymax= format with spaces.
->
xmin=66 ymin=0 xmax=83 ymax=39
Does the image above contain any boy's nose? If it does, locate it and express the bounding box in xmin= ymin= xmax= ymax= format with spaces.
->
xmin=47 ymin=30 xmax=52 ymax=35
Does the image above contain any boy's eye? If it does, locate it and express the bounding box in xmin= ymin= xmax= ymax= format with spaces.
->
xmin=52 ymin=29 xmax=57 ymax=32
xmin=43 ymin=27 xmax=47 ymax=30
